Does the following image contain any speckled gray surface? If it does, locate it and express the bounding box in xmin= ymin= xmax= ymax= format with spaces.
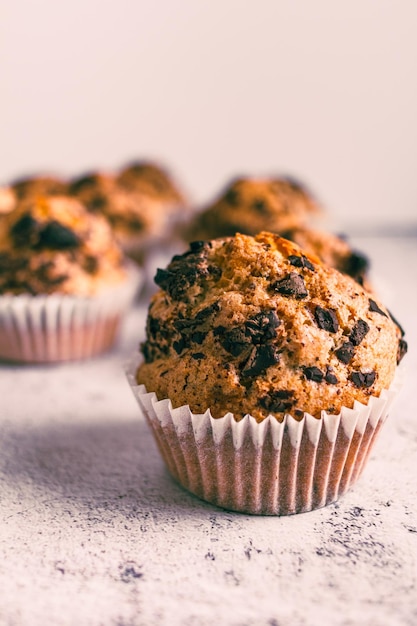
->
xmin=0 ymin=237 xmax=416 ymax=626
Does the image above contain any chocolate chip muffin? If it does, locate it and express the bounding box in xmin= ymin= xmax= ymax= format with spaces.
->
xmin=137 ymin=232 xmax=404 ymax=420
xmin=0 ymin=195 xmax=126 ymax=295
xmin=128 ymin=232 xmax=405 ymax=515
xmin=69 ymin=171 xmax=162 ymax=257
xmin=117 ymin=160 xmax=187 ymax=209
xmin=0 ymin=196 xmax=141 ymax=362
xmin=185 ymin=176 xmax=321 ymax=242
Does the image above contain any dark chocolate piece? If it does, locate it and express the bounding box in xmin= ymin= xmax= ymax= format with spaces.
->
xmin=245 ymin=311 xmax=281 ymax=344
xmin=288 ymin=255 xmax=315 ymax=271
xmin=272 ymin=272 xmax=308 ymax=299
xmin=259 ymin=390 xmax=295 ymax=413
xmin=191 ymin=353 xmax=206 ymax=360
xmin=349 ymin=319 xmax=369 ymax=346
xmin=335 ymin=341 xmax=355 ymax=364
xmin=314 ymin=306 xmax=339 ymax=333
xmin=84 ymin=256 xmax=99 ymax=274
xmin=350 ymin=370 xmax=376 ymax=388
xmin=154 ymin=242 xmax=220 ymax=300
xmin=241 ymin=344 xmax=280 ymax=377
xmin=344 ymin=251 xmax=369 ymax=281
xmin=388 ymin=310 xmax=405 ymax=336
xmin=214 ymin=326 xmax=248 ymax=356
xmin=325 ymin=367 xmax=338 ymax=384
xmin=0 ymin=254 xmax=29 ymax=271
xmin=69 ymin=174 xmax=98 ymax=194
xmin=252 ymin=198 xmax=268 ymax=213
xmin=35 ymin=221 xmax=80 ymax=250
xmin=10 ymin=213 xmax=39 ymax=247
xmin=303 ymin=366 xmax=324 ymax=382
xmin=224 ymin=188 xmax=240 ymax=206
xmin=369 ymin=299 xmax=388 ymax=317
xmin=397 ymin=339 xmax=408 ymax=364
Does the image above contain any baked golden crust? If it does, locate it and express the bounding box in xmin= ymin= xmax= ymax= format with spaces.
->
xmin=0 ymin=196 xmax=126 ymax=295
xmin=69 ymin=171 xmax=165 ymax=247
xmin=186 ymin=177 xmax=320 ymax=241
xmin=117 ymin=160 xmax=187 ymax=208
xmin=11 ymin=175 xmax=68 ymax=200
xmin=137 ymin=232 xmax=405 ymax=421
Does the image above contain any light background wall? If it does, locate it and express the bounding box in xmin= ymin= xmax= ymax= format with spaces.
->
xmin=1 ymin=0 xmax=416 ymax=230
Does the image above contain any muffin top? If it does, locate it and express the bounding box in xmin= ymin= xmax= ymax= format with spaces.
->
xmin=11 ymin=174 xmax=68 ymax=200
xmin=117 ymin=160 xmax=187 ymax=209
xmin=137 ymin=232 xmax=406 ymax=421
xmin=69 ymin=171 xmax=175 ymax=246
xmin=0 ymin=196 xmax=127 ymax=295
xmin=279 ymin=226 xmax=370 ymax=287
xmin=185 ymin=176 xmax=321 ymax=242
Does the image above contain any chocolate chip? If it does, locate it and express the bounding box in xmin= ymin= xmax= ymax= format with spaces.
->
xmin=241 ymin=344 xmax=280 ymax=377
xmin=325 ymin=367 xmax=338 ymax=384
xmin=388 ymin=310 xmax=405 ymax=337
xmin=349 ymin=319 xmax=369 ymax=346
xmin=335 ymin=341 xmax=355 ymax=364
xmin=344 ymin=251 xmax=369 ymax=281
xmin=397 ymin=339 xmax=408 ymax=364
xmin=69 ymin=174 xmax=98 ymax=194
xmin=224 ymin=188 xmax=240 ymax=206
xmin=369 ymin=299 xmax=388 ymax=317
xmin=189 ymin=240 xmax=207 ymax=253
xmin=259 ymin=390 xmax=295 ymax=413
xmin=34 ymin=262 xmax=68 ymax=286
xmin=288 ymin=255 xmax=315 ymax=271
xmin=173 ymin=337 xmax=187 ymax=354
xmin=89 ymin=194 xmax=107 ymax=210
xmin=215 ymin=326 xmax=248 ymax=356
xmin=35 ymin=221 xmax=80 ymax=250
xmin=191 ymin=353 xmax=206 ymax=360
xmin=0 ymin=253 xmax=28 ymax=271
xmin=191 ymin=331 xmax=205 ymax=344
xmin=314 ymin=306 xmax=339 ymax=333
xmin=271 ymin=272 xmax=308 ymax=299
xmin=350 ymin=370 xmax=376 ymax=388
xmin=84 ymin=256 xmax=99 ymax=274
xmin=245 ymin=311 xmax=281 ymax=344
xmin=155 ymin=243 xmax=221 ymax=300
xmin=303 ymin=366 xmax=324 ymax=382
xmin=10 ymin=213 xmax=39 ymax=247
xmin=252 ymin=198 xmax=268 ymax=213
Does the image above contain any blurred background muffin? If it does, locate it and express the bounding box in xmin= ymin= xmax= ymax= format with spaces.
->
xmin=185 ymin=176 xmax=321 ymax=241
xmin=0 ymin=195 xmax=141 ymax=362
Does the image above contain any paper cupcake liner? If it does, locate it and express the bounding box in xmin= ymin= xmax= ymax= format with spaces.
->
xmin=126 ymin=355 xmax=401 ymax=515
xmin=0 ymin=263 xmax=143 ymax=363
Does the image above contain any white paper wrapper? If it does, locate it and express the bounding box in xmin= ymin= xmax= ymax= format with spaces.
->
xmin=0 ymin=262 xmax=143 ymax=363
xmin=126 ymin=355 xmax=402 ymax=515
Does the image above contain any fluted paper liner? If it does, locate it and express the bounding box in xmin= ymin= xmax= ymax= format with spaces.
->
xmin=126 ymin=356 xmax=401 ymax=515
xmin=0 ymin=262 xmax=143 ymax=363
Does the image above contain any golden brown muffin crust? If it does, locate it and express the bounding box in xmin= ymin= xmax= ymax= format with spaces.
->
xmin=0 ymin=196 xmax=126 ymax=295
xmin=11 ymin=175 xmax=68 ymax=200
xmin=137 ymin=232 xmax=405 ymax=421
xmin=117 ymin=160 xmax=187 ymax=208
xmin=186 ymin=176 xmax=321 ymax=242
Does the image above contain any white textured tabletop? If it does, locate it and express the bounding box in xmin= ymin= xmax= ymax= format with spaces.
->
xmin=1 ymin=236 xmax=416 ymax=626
